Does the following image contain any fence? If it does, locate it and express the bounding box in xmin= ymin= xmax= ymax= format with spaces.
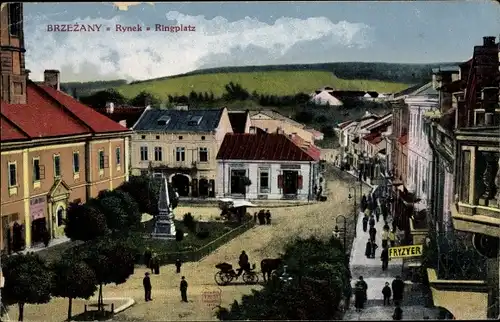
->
xmin=157 ymin=219 xmax=256 ymax=265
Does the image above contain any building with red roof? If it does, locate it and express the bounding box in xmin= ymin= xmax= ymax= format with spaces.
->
xmin=216 ymin=132 xmax=321 ymax=201
xmin=0 ymin=3 xmax=132 ymax=251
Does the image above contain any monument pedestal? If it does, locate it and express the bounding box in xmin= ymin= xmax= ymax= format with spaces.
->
xmin=151 ymin=174 xmax=177 ymax=240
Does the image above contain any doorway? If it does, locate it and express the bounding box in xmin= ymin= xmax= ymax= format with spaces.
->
xmin=31 ymin=218 xmax=47 ymax=245
xmin=283 ymin=170 xmax=298 ymax=195
xmin=199 ymin=178 xmax=209 ymax=197
xmin=172 ymin=174 xmax=190 ymax=197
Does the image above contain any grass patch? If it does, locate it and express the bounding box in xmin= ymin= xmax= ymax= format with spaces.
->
xmin=115 ymin=71 xmax=409 ymax=99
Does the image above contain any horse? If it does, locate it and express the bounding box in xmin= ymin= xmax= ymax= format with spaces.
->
xmin=260 ymin=258 xmax=283 ymax=282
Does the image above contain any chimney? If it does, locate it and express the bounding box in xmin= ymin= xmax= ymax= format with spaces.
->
xmin=483 ymin=36 xmax=496 ymax=47
xmin=44 ymin=70 xmax=60 ymax=90
xmin=106 ymin=102 xmax=115 ymax=114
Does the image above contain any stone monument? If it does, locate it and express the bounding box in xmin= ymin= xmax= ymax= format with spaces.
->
xmin=151 ymin=173 xmax=176 ymax=239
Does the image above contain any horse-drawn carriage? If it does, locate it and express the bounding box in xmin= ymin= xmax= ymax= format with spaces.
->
xmin=214 ymin=262 xmax=259 ymax=285
xmin=218 ymin=198 xmax=256 ymax=221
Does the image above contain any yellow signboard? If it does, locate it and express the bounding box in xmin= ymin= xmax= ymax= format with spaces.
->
xmin=388 ymin=245 xmax=423 ymax=259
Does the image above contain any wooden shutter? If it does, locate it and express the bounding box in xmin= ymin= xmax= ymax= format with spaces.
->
xmin=297 ymin=175 xmax=303 ymax=189
xmin=192 ymin=179 xmax=199 ymax=197
xmin=277 ymin=175 xmax=283 ymax=189
xmin=103 ymin=155 xmax=109 ymax=168
xmin=39 ymin=165 xmax=46 ymax=180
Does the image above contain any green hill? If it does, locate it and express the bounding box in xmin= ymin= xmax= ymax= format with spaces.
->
xmin=114 ymin=71 xmax=409 ymax=100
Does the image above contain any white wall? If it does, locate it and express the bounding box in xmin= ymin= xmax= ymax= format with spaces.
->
xmin=216 ymin=160 xmax=318 ymax=200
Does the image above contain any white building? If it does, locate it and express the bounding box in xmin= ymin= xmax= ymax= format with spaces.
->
xmin=310 ymin=90 xmax=343 ymax=106
xmin=216 ymin=132 xmax=321 ymax=201
xmin=405 ymin=82 xmax=439 ymax=211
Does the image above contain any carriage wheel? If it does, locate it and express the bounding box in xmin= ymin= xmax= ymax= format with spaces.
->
xmin=243 ymin=272 xmax=259 ymax=284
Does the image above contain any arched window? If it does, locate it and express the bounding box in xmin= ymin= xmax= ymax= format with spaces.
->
xmin=57 ymin=207 xmax=65 ymax=226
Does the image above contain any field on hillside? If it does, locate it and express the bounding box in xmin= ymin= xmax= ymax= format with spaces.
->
xmin=115 ymin=71 xmax=409 ymax=99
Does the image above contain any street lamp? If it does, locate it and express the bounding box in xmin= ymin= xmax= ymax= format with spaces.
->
xmin=335 ymin=215 xmax=347 ymax=249
xmin=279 ymin=265 xmax=293 ymax=283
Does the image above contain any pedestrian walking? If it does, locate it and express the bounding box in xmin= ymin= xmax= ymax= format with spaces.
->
xmin=144 ymin=247 xmax=152 ymax=269
xmin=265 ymin=210 xmax=271 ymax=225
xmin=392 ymin=303 xmax=403 ymax=320
xmin=365 ymin=240 xmax=372 ymax=258
xmin=253 ymin=212 xmax=257 ymax=223
xmin=369 ymin=216 xmax=376 ymax=228
xmin=369 ymin=226 xmax=377 ymax=243
xmin=375 ymin=207 xmax=380 ymax=222
xmin=382 ymin=229 xmax=389 ymax=249
xmin=143 ymin=272 xmax=152 ymax=302
xmin=180 ymin=276 xmax=188 ymax=302
xmin=391 ymin=276 xmax=405 ymax=304
xmin=382 ymin=203 xmax=388 ymax=222
xmin=370 ymin=241 xmax=378 ymax=258
xmin=382 ymin=282 xmax=392 ymax=306
xmin=361 ymin=195 xmax=367 ymax=211
xmin=355 ymin=276 xmax=368 ymax=308
xmin=389 ymin=230 xmax=396 ymax=247
xmin=175 ymin=258 xmax=182 ymax=273
xmin=383 ymin=223 xmax=390 ymax=231
xmin=354 ymin=282 xmax=365 ymax=312
xmin=381 ymin=246 xmax=389 ymax=271
xmin=362 ymin=216 xmax=369 ymax=232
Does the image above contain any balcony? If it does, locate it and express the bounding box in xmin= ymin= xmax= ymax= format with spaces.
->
xmin=150 ymin=161 xmax=198 ymax=170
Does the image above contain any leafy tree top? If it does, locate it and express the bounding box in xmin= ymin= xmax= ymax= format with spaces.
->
xmin=51 ymin=259 xmax=97 ymax=300
xmin=1 ymin=253 xmax=52 ymax=305
xmin=65 ymin=202 xmax=109 ymax=241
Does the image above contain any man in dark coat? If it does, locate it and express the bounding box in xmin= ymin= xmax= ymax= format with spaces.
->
xmin=362 ymin=216 xmax=369 ymax=232
xmin=382 ymin=282 xmax=392 ymax=306
xmin=238 ymin=250 xmax=250 ymax=275
xmin=381 ymin=246 xmax=389 ymax=271
xmin=369 ymin=226 xmax=377 ymax=243
xmin=375 ymin=207 xmax=380 ymax=222
xmin=265 ymin=210 xmax=271 ymax=225
xmin=356 ymin=276 xmax=368 ymax=306
xmin=180 ymin=276 xmax=188 ymax=302
xmin=369 ymin=216 xmax=376 ymax=229
xmin=391 ymin=276 xmax=405 ymax=304
xmin=392 ymin=303 xmax=403 ymax=320
xmin=253 ymin=212 xmax=257 ymax=223
xmin=144 ymin=247 xmax=152 ymax=269
xmin=354 ymin=282 xmax=365 ymax=312
xmin=370 ymin=241 xmax=379 ymax=258
xmin=365 ymin=240 xmax=372 ymax=258
xmin=175 ymin=258 xmax=182 ymax=273
xmin=258 ymin=210 xmax=265 ymax=225
xmin=382 ymin=203 xmax=388 ymax=222
xmin=361 ymin=195 xmax=367 ymax=211
xmin=143 ymin=272 xmax=152 ymax=302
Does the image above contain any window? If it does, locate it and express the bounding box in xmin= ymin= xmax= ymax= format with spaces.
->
xmin=98 ymin=150 xmax=105 ymax=170
xmin=230 ymin=169 xmax=247 ymax=194
xmin=141 ymin=135 xmax=146 ymax=139
xmin=154 ymin=147 xmax=163 ymax=161
xmin=179 ymin=136 xmax=183 ymax=140
xmin=33 ymin=158 xmax=40 ymax=181
xmin=156 ymin=135 xmax=160 ymax=140
xmin=116 ymin=147 xmax=121 ymax=166
xmin=259 ymin=169 xmax=270 ymax=193
xmin=8 ymin=3 xmax=21 ymax=37
xmin=201 ymin=136 xmax=205 ymax=141
xmin=73 ymin=152 xmax=80 ymax=173
xmin=8 ymin=162 xmax=17 ymax=186
xmin=54 ymin=155 xmax=61 ymax=177
xmin=140 ymin=146 xmax=148 ymax=161
xmin=199 ymin=147 xmax=208 ymax=162
xmin=176 ymin=147 xmax=185 ymax=162
xmin=57 ymin=207 xmax=65 ymax=227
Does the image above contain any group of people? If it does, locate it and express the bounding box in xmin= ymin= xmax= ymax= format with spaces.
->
xmin=254 ymin=210 xmax=272 ymax=225
xmin=354 ymin=275 xmax=405 ymax=320
xmin=361 ymin=194 xmax=398 ymax=271
xmin=143 ymin=272 xmax=188 ymax=303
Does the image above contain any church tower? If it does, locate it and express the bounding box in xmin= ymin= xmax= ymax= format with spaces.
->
xmin=0 ymin=3 xmax=27 ymax=104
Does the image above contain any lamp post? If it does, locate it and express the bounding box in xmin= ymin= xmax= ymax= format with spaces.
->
xmin=335 ymin=215 xmax=347 ymax=249
xmin=349 ymin=187 xmax=360 ymax=238
xmin=279 ymin=265 xmax=293 ymax=283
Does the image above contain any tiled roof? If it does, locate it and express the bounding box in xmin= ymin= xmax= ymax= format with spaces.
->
xmin=228 ymin=111 xmax=249 ymax=133
xmin=216 ymin=132 xmax=319 ymax=162
xmin=392 ymin=82 xmax=429 ymax=99
xmin=338 ymin=120 xmax=354 ymax=129
xmin=363 ymin=132 xmax=383 ymax=145
xmin=249 ymin=110 xmax=304 ymax=128
xmin=290 ymin=134 xmax=322 ymax=160
xmin=133 ymin=108 xmax=224 ymax=132
xmin=305 ymin=128 xmax=324 ymax=137
xmin=1 ymin=81 xmax=129 ymax=143
xmin=94 ymin=106 xmax=147 ymax=128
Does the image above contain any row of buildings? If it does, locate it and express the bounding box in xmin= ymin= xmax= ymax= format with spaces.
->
xmin=1 ymin=3 xmax=327 ymax=253
xmin=334 ymin=36 xmax=499 ymax=320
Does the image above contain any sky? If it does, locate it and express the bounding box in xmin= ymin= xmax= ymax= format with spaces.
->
xmin=22 ymin=1 xmax=500 ymax=82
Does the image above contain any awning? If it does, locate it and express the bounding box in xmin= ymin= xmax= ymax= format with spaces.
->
xmin=232 ymin=200 xmax=257 ymax=208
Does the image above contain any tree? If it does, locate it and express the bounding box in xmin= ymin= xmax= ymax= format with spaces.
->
xmin=240 ymin=176 xmax=252 ymax=199
xmin=79 ymin=89 xmax=128 ymax=109
xmin=95 ymin=189 xmax=141 ymax=234
xmin=1 ymin=253 xmax=52 ymax=321
xmin=223 ymin=82 xmax=250 ymax=101
xmin=78 ymin=238 xmax=135 ymax=311
xmin=64 ymin=202 xmax=109 ymax=241
xmin=51 ymin=258 xmax=97 ymax=321
xmin=130 ymin=90 xmax=160 ymax=107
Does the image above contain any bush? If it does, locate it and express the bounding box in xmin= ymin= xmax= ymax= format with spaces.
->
xmin=175 ymin=228 xmax=184 ymax=242
xmin=196 ymin=230 xmax=210 ymax=239
xmin=183 ymin=213 xmax=197 ymax=232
